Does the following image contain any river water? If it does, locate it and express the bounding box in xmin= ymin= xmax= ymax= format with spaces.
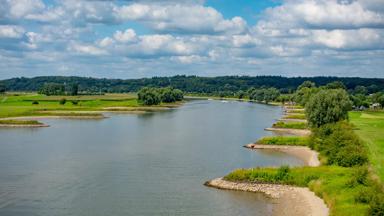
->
xmin=0 ymin=100 xmax=303 ymax=216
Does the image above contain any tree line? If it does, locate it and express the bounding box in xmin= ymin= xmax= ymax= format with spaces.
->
xmin=1 ymin=75 xmax=383 ymax=95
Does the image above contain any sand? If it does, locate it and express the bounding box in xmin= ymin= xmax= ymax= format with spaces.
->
xmin=265 ymin=127 xmax=311 ymax=136
xmin=245 ymin=144 xmax=320 ymax=167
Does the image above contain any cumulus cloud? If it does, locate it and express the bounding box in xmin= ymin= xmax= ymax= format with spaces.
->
xmin=0 ymin=0 xmax=384 ymax=78
xmin=0 ymin=25 xmax=25 ymax=38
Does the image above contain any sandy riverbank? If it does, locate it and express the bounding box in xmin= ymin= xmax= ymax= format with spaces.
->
xmin=205 ymin=178 xmax=328 ymax=216
xmin=265 ymin=127 xmax=311 ymax=136
xmin=245 ymin=144 xmax=320 ymax=167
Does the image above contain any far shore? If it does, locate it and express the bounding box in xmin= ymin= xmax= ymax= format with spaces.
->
xmin=205 ymin=178 xmax=328 ymax=216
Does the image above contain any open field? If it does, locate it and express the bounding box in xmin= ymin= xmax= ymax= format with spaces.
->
xmin=350 ymin=111 xmax=384 ymax=182
xmin=0 ymin=93 xmax=179 ymax=118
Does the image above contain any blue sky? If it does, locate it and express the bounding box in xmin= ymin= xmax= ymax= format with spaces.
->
xmin=0 ymin=0 xmax=383 ymax=79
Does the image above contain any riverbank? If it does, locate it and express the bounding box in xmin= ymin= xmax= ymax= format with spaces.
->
xmin=265 ymin=127 xmax=311 ymax=136
xmin=205 ymin=178 xmax=328 ymax=216
xmin=244 ymin=144 xmax=320 ymax=167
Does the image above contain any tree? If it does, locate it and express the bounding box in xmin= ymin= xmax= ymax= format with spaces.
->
xmin=305 ymin=89 xmax=352 ymax=128
xmin=354 ymin=86 xmax=368 ymax=95
xmin=0 ymin=83 xmax=6 ymax=94
xmin=325 ymin=81 xmax=346 ymax=90
xmin=137 ymin=87 xmax=161 ymax=105
xmin=298 ymin=81 xmax=315 ymax=90
xmin=69 ymin=83 xmax=79 ymax=96
xmin=38 ymin=83 xmax=65 ymax=96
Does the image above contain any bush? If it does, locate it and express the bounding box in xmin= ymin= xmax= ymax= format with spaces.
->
xmin=71 ymin=100 xmax=79 ymax=105
xmin=138 ymin=87 xmax=184 ymax=105
xmin=32 ymin=101 xmax=39 ymax=105
xmin=275 ymin=166 xmax=291 ymax=181
xmin=310 ymin=122 xmax=368 ymax=167
xmin=59 ymin=98 xmax=66 ymax=105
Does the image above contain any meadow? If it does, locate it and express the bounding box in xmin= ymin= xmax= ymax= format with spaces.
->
xmin=0 ymin=93 xmax=178 ymax=119
xmin=350 ymin=111 xmax=384 ymax=182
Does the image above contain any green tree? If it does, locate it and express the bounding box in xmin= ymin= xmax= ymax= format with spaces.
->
xmin=69 ymin=83 xmax=79 ymax=96
xmin=0 ymin=83 xmax=6 ymax=94
xmin=305 ymin=89 xmax=352 ymax=128
xmin=298 ymin=81 xmax=315 ymax=90
xmin=137 ymin=87 xmax=161 ymax=106
xmin=38 ymin=83 xmax=65 ymax=96
xmin=325 ymin=81 xmax=346 ymax=90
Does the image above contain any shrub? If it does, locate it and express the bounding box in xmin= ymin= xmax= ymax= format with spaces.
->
xmin=32 ymin=101 xmax=39 ymax=105
xmin=59 ymin=98 xmax=66 ymax=105
xmin=310 ymin=122 xmax=368 ymax=167
xmin=71 ymin=100 xmax=79 ymax=105
xmin=275 ymin=166 xmax=291 ymax=181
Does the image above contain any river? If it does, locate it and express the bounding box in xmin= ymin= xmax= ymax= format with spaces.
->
xmin=0 ymin=100 xmax=303 ymax=216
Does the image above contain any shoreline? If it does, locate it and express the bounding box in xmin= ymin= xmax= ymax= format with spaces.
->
xmin=205 ymin=178 xmax=328 ymax=216
xmin=265 ymin=127 xmax=311 ymax=136
xmin=244 ymin=144 xmax=320 ymax=167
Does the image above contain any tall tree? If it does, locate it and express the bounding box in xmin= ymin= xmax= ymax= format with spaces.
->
xmin=305 ymin=89 xmax=352 ymax=127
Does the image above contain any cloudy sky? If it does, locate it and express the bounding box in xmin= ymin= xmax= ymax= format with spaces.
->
xmin=0 ymin=0 xmax=383 ymax=79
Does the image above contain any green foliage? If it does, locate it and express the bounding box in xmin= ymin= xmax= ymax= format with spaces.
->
xmin=38 ymin=83 xmax=65 ymax=96
xmin=310 ymin=122 xmax=368 ymax=167
xmin=32 ymin=101 xmax=39 ymax=105
xmin=249 ymin=87 xmax=280 ymax=104
xmin=325 ymin=81 xmax=346 ymax=90
xmin=137 ymin=87 xmax=161 ymax=105
xmin=284 ymin=114 xmax=306 ymax=119
xmin=272 ymin=121 xmax=307 ymax=129
xmin=59 ymin=98 xmax=67 ymax=105
xmin=256 ymin=136 xmax=309 ymax=146
xmin=69 ymin=83 xmax=79 ymax=96
xmin=305 ymin=89 xmax=352 ymax=128
xmin=0 ymin=83 xmax=6 ymax=94
xmin=71 ymin=100 xmax=79 ymax=105
xmin=298 ymin=81 xmax=316 ymax=89
xmin=138 ymin=87 xmax=184 ymax=105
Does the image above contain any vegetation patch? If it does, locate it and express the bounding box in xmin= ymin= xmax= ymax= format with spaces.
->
xmin=283 ymin=114 xmax=306 ymax=119
xmin=256 ymin=136 xmax=309 ymax=146
xmin=0 ymin=119 xmax=43 ymax=125
xmin=272 ymin=121 xmax=307 ymax=129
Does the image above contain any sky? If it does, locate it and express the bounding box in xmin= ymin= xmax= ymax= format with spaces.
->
xmin=0 ymin=0 xmax=383 ymax=79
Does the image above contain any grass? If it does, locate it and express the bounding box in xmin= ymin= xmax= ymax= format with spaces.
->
xmin=224 ymin=166 xmax=370 ymax=216
xmin=286 ymin=109 xmax=305 ymax=114
xmin=256 ymin=136 xmax=309 ymax=146
xmin=272 ymin=121 xmax=307 ymax=129
xmin=283 ymin=114 xmax=306 ymax=119
xmin=0 ymin=119 xmax=43 ymax=125
xmin=0 ymin=93 xmax=178 ymax=118
xmin=350 ymin=111 xmax=384 ymax=182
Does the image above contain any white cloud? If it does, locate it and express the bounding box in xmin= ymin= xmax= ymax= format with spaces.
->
xmin=69 ymin=42 xmax=108 ymax=56
xmin=113 ymin=29 xmax=137 ymax=43
xmin=0 ymin=25 xmax=25 ymax=38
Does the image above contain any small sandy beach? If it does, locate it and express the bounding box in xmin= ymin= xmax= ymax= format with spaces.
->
xmin=205 ymin=178 xmax=328 ymax=216
xmin=245 ymin=144 xmax=320 ymax=167
xmin=265 ymin=127 xmax=311 ymax=136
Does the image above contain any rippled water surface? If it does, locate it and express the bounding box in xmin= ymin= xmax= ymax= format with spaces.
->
xmin=0 ymin=100 xmax=303 ymax=216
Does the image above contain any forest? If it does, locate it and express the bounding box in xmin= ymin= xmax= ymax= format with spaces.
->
xmin=1 ymin=75 xmax=383 ymax=95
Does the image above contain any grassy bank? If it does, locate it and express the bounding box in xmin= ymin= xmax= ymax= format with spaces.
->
xmin=225 ymin=166 xmax=371 ymax=216
xmin=256 ymin=136 xmax=309 ymax=146
xmin=0 ymin=93 xmax=179 ymax=118
xmin=0 ymin=119 xmax=43 ymax=125
xmin=283 ymin=114 xmax=306 ymax=119
xmin=350 ymin=111 xmax=384 ymax=182
xmin=272 ymin=121 xmax=307 ymax=129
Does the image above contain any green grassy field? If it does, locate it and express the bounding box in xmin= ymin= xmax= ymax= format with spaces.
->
xmin=350 ymin=111 xmax=384 ymax=182
xmin=0 ymin=93 xmax=178 ymax=118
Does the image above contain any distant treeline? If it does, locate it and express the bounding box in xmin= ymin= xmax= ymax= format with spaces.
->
xmin=1 ymin=75 xmax=383 ymax=94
